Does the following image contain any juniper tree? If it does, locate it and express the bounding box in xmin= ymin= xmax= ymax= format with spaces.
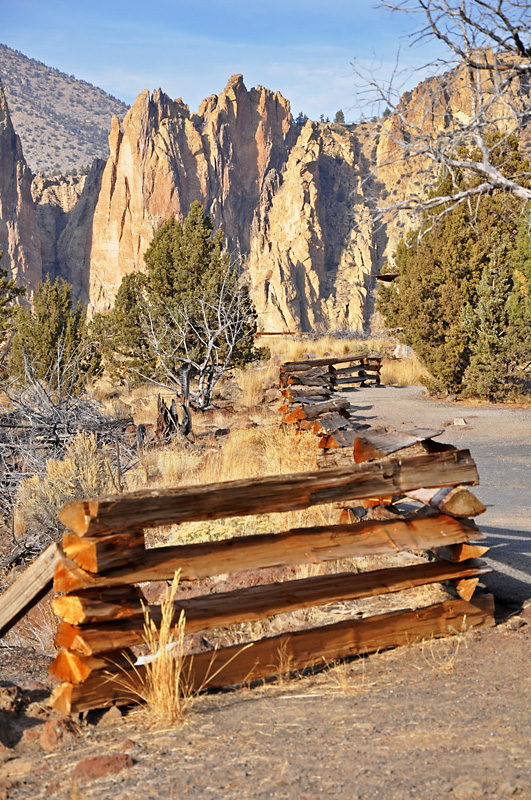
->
xmin=10 ymin=276 xmax=99 ymax=392
xmin=377 ymin=136 xmax=531 ymax=397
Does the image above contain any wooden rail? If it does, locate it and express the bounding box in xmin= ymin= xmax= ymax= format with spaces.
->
xmin=278 ymin=355 xmax=381 ymax=437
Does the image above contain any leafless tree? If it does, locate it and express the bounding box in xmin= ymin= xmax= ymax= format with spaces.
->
xmin=355 ymin=1 xmax=531 ymax=225
xmin=131 ymin=266 xmax=257 ymax=410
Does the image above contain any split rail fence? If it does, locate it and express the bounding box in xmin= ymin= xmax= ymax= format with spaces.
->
xmin=279 ymin=355 xmax=381 ymax=436
xmin=0 ymin=446 xmax=494 ymax=714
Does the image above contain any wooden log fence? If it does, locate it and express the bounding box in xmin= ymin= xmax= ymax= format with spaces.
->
xmin=0 ymin=447 xmax=493 ymax=713
xmin=278 ymin=355 xmax=382 ymax=441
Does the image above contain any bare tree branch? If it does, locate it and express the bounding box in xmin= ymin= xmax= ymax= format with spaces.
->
xmin=356 ymin=1 xmax=531 ymax=226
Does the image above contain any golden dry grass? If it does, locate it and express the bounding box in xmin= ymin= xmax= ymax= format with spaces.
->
xmin=133 ymin=573 xmax=194 ymax=725
xmin=117 ymin=573 xmax=255 ymax=723
xmin=380 ymin=355 xmax=430 ymax=386
xmin=133 ymin=426 xmax=336 ymax=547
xmin=235 ymin=362 xmax=278 ymax=407
xmin=257 ymin=333 xmax=395 ymax=363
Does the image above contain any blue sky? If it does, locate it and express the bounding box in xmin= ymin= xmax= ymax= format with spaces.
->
xmin=2 ymin=0 xmax=444 ymax=121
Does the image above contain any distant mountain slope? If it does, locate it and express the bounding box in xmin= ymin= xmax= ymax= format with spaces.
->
xmin=0 ymin=43 xmax=129 ymax=174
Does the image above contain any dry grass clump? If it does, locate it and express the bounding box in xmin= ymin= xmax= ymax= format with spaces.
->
xmin=156 ymin=426 xmax=334 ymax=546
xmin=15 ymin=432 xmax=115 ymax=548
xmin=128 ymin=425 xmax=334 ymax=547
xmin=122 ymin=573 xmax=253 ymax=723
xmin=420 ymin=622 xmax=469 ymax=673
xmin=380 ymin=355 xmax=430 ymax=386
xmin=131 ymin=574 xmax=194 ymax=725
xmin=235 ymin=362 xmax=279 ymax=407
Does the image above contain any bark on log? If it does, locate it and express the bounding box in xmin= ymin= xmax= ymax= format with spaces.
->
xmin=53 ymin=558 xmax=491 ymax=656
xmin=53 ymin=513 xmax=484 ymax=593
xmin=49 ymin=594 xmax=494 ymax=713
xmin=57 ymin=450 xmax=480 ymax=538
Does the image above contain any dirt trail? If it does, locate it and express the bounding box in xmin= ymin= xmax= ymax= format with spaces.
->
xmin=1 ymin=608 xmax=530 ymax=800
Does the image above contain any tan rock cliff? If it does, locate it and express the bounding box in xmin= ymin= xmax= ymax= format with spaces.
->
xmin=85 ymin=76 xmax=293 ymax=311
xmin=6 ymin=69 xmax=529 ymax=332
xmin=0 ymin=80 xmax=41 ymax=288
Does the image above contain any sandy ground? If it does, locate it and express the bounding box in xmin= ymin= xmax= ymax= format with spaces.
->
xmin=0 ymin=607 xmax=530 ymax=800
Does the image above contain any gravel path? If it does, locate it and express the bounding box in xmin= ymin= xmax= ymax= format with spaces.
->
xmin=343 ymin=385 xmax=531 ymax=606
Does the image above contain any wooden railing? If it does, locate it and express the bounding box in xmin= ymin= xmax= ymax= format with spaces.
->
xmin=40 ymin=447 xmax=494 ymax=714
xmin=279 ymin=355 xmax=381 ymax=435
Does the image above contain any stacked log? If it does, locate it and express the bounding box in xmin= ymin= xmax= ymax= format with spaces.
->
xmin=279 ymin=355 xmax=382 ymax=390
xmin=279 ymin=355 xmax=382 ymax=442
xmin=318 ymin=425 xmax=489 ymax=586
xmin=38 ymin=448 xmax=495 ymax=714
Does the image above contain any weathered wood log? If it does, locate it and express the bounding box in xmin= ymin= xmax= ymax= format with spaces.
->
xmin=299 ymin=399 xmax=351 ymax=419
xmin=49 ymin=648 xmax=136 ymax=684
xmin=310 ymin=413 xmax=354 ymax=434
xmin=281 ymin=399 xmax=351 ymax=421
xmin=318 ymin=428 xmax=368 ymax=450
xmin=407 ymin=486 xmax=486 ymax=517
xmin=329 ymin=366 xmax=366 ymax=377
xmin=280 ymin=365 xmax=329 ymax=379
xmin=57 ymin=450 xmax=480 ymax=539
xmin=284 ymin=374 xmax=331 ymax=387
xmin=353 ymin=428 xmax=444 ymax=461
xmin=281 ymin=355 xmax=370 ymax=370
xmin=0 ymin=544 xmax=60 ymax=639
xmin=53 ymin=513 xmax=484 ymax=594
xmin=54 ymin=558 xmax=491 ymax=656
xmin=354 ymin=439 xmax=428 ymax=464
xmin=52 ymin=586 xmax=146 ymax=625
xmin=319 ymin=434 xmax=455 ymax=465
xmin=330 ymin=376 xmax=370 ymax=385
xmin=281 ymin=386 xmax=332 ymax=399
xmin=49 ymin=594 xmax=495 ymax=713
xmin=454 ymin=577 xmax=480 ymax=602
xmin=62 ymin=531 xmax=146 ymax=573
xmin=434 ymin=543 xmax=490 ymax=562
